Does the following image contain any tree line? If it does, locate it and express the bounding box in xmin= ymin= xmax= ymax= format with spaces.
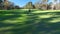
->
xmin=24 ymin=0 xmax=60 ymax=10
xmin=0 ymin=0 xmax=20 ymax=10
xmin=0 ymin=0 xmax=60 ymax=10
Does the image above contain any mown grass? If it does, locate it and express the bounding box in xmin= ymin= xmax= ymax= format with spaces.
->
xmin=0 ymin=9 xmax=60 ymax=34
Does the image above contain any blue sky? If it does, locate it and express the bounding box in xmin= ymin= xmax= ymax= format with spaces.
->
xmin=8 ymin=0 xmax=53 ymax=7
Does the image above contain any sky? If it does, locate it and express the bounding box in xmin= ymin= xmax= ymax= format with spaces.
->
xmin=8 ymin=0 xmax=55 ymax=7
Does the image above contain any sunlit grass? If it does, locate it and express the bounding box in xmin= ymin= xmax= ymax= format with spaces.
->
xmin=32 ymin=10 xmax=60 ymax=14
xmin=0 ymin=9 xmax=60 ymax=34
xmin=38 ymin=15 xmax=53 ymax=18
xmin=2 ymin=14 xmax=29 ymax=24
xmin=49 ymin=18 xmax=60 ymax=23
xmin=0 ymin=9 xmax=60 ymax=24
xmin=0 ymin=26 xmax=14 ymax=31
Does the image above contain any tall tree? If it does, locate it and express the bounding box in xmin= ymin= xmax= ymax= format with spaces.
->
xmin=4 ymin=0 xmax=9 ymax=9
xmin=0 ymin=0 xmax=3 ymax=9
xmin=41 ymin=0 xmax=48 ymax=10
xmin=51 ymin=0 xmax=57 ymax=10
xmin=24 ymin=0 xmax=33 ymax=9
xmin=0 ymin=0 xmax=2 ymax=3
xmin=34 ymin=0 xmax=42 ymax=9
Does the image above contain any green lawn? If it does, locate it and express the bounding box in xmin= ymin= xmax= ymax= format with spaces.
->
xmin=0 ymin=9 xmax=60 ymax=34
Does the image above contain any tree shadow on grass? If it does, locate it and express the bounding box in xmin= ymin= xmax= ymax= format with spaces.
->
xmin=0 ymin=10 xmax=60 ymax=34
xmin=0 ymin=17 xmax=60 ymax=34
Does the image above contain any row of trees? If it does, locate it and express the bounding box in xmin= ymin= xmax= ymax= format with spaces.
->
xmin=34 ymin=0 xmax=60 ymax=10
xmin=36 ymin=0 xmax=60 ymax=10
xmin=0 ymin=0 xmax=20 ymax=10
xmin=24 ymin=0 xmax=60 ymax=10
xmin=0 ymin=0 xmax=60 ymax=10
